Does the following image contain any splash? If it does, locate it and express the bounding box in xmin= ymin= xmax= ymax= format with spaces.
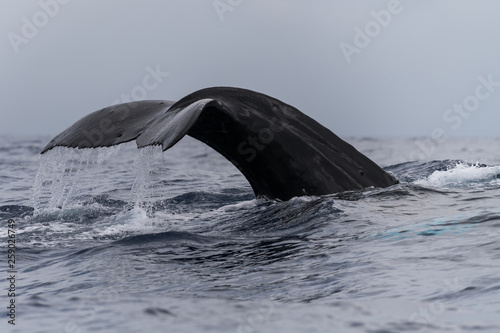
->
xmin=31 ymin=147 xmax=116 ymax=214
xmin=130 ymin=145 xmax=165 ymax=214
xmin=31 ymin=146 xmax=125 ymax=214
xmin=30 ymin=144 xmax=167 ymax=217
xmin=415 ymin=163 xmax=500 ymax=188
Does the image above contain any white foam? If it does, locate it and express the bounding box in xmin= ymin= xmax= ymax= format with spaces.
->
xmin=415 ymin=163 xmax=500 ymax=188
xmin=218 ymin=199 xmax=259 ymax=211
xmin=96 ymin=206 xmax=153 ymax=236
xmin=91 ymin=206 xmax=205 ymax=239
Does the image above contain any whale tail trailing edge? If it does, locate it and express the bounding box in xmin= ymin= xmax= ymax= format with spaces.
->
xmin=42 ymin=87 xmax=398 ymax=200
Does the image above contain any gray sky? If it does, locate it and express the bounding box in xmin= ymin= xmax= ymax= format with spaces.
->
xmin=1 ymin=0 xmax=500 ymax=138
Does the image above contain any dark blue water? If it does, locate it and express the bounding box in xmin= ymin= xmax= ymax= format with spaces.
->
xmin=1 ymin=135 xmax=500 ymax=332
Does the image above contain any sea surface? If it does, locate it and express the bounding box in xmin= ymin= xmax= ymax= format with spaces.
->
xmin=1 ymin=135 xmax=500 ymax=333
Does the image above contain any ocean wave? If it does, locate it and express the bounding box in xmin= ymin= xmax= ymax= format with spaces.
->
xmin=415 ymin=163 xmax=500 ymax=188
xmin=373 ymin=210 xmax=500 ymax=240
xmin=115 ymin=230 xmax=221 ymax=245
xmin=383 ymin=160 xmax=500 ymax=189
xmin=0 ymin=204 xmax=34 ymax=219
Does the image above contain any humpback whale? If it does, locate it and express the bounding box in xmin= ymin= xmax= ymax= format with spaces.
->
xmin=42 ymin=87 xmax=398 ymax=200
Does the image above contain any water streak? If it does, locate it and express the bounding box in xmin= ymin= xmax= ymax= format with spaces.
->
xmin=31 ymin=146 xmax=122 ymax=215
xmin=130 ymin=145 xmax=165 ymax=214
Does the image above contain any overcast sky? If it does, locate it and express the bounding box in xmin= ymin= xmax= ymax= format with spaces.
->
xmin=1 ymin=0 xmax=500 ymax=138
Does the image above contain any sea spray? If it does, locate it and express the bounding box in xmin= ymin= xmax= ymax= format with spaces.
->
xmin=415 ymin=162 xmax=500 ymax=188
xmin=130 ymin=145 xmax=164 ymax=215
xmin=31 ymin=146 xmax=122 ymax=215
xmin=31 ymin=147 xmax=74 ymax=214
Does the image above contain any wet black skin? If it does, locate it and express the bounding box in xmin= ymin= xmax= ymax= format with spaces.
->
xmin=42 ymin=87 xmax=398 ymax=200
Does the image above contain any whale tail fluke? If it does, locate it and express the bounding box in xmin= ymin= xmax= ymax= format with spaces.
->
xmin=42 ymin=87 xmax=398 ymax=200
